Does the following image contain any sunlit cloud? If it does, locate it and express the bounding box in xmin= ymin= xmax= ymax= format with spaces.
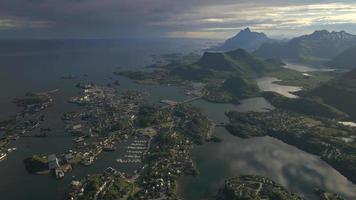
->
xmin=164 ymin=2 xmax=356 ymax=38
xmin=0 ymin=18 xmax=53 ymax=30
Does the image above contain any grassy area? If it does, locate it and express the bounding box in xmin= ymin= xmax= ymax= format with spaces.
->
xmin=217 ymin=175 xmax=305 ymax=200
xmin=262 ymin=92 xmax=348 ymax=119
xmin=267 ymin=68 xmax=335 ymax=90
xmin=13 ymin=92 xmax=51 ymax=107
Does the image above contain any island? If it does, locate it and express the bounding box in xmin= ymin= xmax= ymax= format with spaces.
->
xmin=116 ymin=49 xmax=336 ymax=104
xmin=216 ymin=175 xmax=346 ymax=200
xmin=216 ymin=175 xmax=305 ymax=200
xmin=226 ymin=110 xmax=356 ymax=184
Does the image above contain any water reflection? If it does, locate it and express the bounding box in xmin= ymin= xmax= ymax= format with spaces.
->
xmin=180 ymin=97 xmax=356 ymax=200
xmin=256 ymin=77 xmax=302 ymax=98
xmin=180 ymin=128 xmax=356 ymax=200
xmin=282 ymin=62 xmax=335 ymax=72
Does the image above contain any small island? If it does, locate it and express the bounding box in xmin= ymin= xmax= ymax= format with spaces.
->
xmin=23 ymin=155 xmax=49 ymax=174
xmin=13 ymin=92 xmax=52 ymax=107
xmin=216 ymin=175 xmax=346 ymax=200
xmin=216 ymin=175 xmax=305 ymax=200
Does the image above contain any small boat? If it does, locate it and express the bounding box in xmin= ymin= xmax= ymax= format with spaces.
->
xmin=73 ymin=137 xmax=84 ymax=143
xmin=103 ymin=144 xmax=116 ymax=152
xmin=0 ymin=153 xmax=7 ymax=161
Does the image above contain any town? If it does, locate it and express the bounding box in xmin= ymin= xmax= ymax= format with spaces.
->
xmin=9 ymin=82 xmax=215 ymax=199
xmin=0 ymin=91 xmax=55 ymax=163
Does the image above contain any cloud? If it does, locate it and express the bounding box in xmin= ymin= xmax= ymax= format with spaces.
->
xmin=0 ymin=18 xmax=52 ymax=30
xmin=0 ymin=0 xmax=355 ymax=39
xmin=162 ymin=2 xmax=356 ymax=38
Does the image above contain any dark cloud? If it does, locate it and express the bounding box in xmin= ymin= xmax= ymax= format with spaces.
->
xmin=0 ymin=0 xmax=355 ymax=39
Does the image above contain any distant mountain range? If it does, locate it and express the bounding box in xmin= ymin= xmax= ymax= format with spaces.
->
xmin=327 ymin=45 xmax=356 ymax=69
xmin=214 ymin=28 xmax=276 ymax=52
xmin=254 ymin=30 xmax=356 ymax=64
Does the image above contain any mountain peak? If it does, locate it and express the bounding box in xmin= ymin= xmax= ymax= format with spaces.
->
xmin=312 ymin=30 xmax=330 ymax=35
xmin=242 ymin=28 xmax=251 ymax=33
xmin=216 ymin=28 xmax=273 ymax=52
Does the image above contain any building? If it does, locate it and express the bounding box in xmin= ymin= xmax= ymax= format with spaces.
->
xmin=65 ymin=153 xmax=75 ymax=164
xmin=48 ymin=154 xmax=60 ymax=170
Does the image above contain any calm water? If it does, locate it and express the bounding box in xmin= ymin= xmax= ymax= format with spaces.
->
xmin=181 ymin=90 xmax=356 ymax=200
xmin=0 ymin=39 xmax=355 ymax=200
xmin=282 ymin=62 xmax=335 ymax=72
xmin=256 ymin=77 xmax=302 ymax=98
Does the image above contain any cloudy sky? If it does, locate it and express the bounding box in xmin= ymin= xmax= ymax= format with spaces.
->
xmin=1 ymin=0 xmax=356 ymax=39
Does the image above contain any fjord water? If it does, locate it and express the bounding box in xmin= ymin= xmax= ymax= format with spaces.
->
xmin=0 ymin=39 xmax=355 ymax=200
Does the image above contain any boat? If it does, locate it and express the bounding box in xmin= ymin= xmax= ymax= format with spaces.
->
xmin=103 ymin=144 xmax=116 ymax=152
xmin=73 ymin=137 xmax=84 ymax=143
xmin=0 ymin=153 xmax=7 ymax=161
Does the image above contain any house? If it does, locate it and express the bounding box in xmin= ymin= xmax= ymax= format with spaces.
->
xmin=48 ymin=154 xmax=60 ymax=170
xmin=65 ymin=153 xmax=75 ymax=164
xmin=73 ymin=124 xmax=82 ymax=130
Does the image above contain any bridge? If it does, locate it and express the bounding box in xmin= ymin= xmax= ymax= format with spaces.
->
xmin=161 ymin=96 xmax=203 ymax=108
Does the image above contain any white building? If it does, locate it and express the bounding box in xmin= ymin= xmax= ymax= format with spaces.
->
xmin=48 ymin=154 xmax=60 ymax=170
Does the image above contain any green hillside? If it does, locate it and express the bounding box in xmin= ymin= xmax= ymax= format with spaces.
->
xmin=327 ymin=45 xmax=356 ymax=69
xmin=306 ymin=69 xmax=356 ymax=119
xmin=263 ymin=92 xmax=348 ymax=119
xmin=171 ymin=49 xmax=281 ymax=81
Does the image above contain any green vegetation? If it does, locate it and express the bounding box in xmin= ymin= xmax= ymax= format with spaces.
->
xmin=223 ymin=76 xmax=259 ymax=99
xmin=267 ymin=68 xmax=335 ymax=90
xmin=117 ymin=49 xmax=286 ymax=104
xmin=131 ymin=104 xmax=214 ymax=199
xmin=305 ymin=69 xmax=356 ymax=119
xmin=117 ymin=48 xmax=336 ymax=106
xmin=135 ymin=105 xmax=170 ymax=128
xmin=217 ymin=175 xmax=304 ymax=200
xmin=0 ymin=117 xmax=16 ymax=128
xmin=315 ymin=189 xmax=346 ymax=200
xmin=203 ymin=76 xmax=259 ymax=103
xmin=23 ymin=155 xmax=49 ymax=174
xmin=135 ymin=104 xmax=214 ymax=144
xmin=262 ymin=92 xmax=347 ymax=119
xmin=226 ymin=110 xmax=356 ymax=184
xmin=172 ymin=49 xmax=281 ymax=81
xmin=327 ymin=45 xmax=356 ymax=69
xmin=79 ymin=174 xmax=132 ymax=200
xmin=13 ymin=92 xmax=51 ymax=107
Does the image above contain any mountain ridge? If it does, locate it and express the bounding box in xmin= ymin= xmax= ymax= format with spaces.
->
xmin=254 ymin=30 xmax=356 ymax=64
xmin=327 ymin=45 xmax=356 ymax=69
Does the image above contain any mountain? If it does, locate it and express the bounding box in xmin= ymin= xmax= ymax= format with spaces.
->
xmin=305 ymin=69 xmax=356 ymax=119
xmin=254 ymin=30 xmax=356 ymax=63
xmin=171 ymin=48 xmax=281 ymax=80
xmin=215 ymin=28 xmax=274 ymax=52
xmin=327 ymin=45 xmax=356 ymax=69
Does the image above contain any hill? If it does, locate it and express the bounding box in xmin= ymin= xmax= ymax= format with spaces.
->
xmin=217 ymin=175 xmax=305 ymax=200
xmin=214 ymin=28 xmax=274 ymax=52
xmin=327 ymin=45 xmax=356 ymax=69
xmin=262 ymin=92 xmax=348 ymax=119
xmin=254 ymin=30 xmax=356 ymax=64
xmin=171 ymin=49 xmax=281 ymax=81
xmin=305 ymin=69 xmax=356 ymax=119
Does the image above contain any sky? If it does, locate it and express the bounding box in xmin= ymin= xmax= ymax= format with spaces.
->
xmin=0 ymin=0 xmax=356 ymax=39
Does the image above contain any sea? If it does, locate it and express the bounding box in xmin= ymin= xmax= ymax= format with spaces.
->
xmin=0 ymin=38 xmax=355 ymax=200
